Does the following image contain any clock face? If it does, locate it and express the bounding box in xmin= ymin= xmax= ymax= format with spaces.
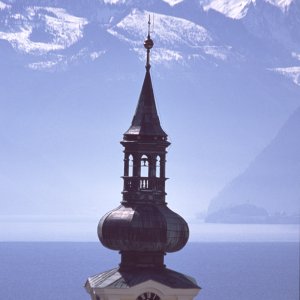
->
xmin=137 ymin=292 xmax=161 ymax=300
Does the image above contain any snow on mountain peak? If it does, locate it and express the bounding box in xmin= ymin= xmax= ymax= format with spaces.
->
xmin=103 ymin=0 xmax=126 ymax=4
xmin=265 ymin=0 xmax=294 ymax=11
xmin=110 ymin=9 xmax=212 ymax=45
xmin=103 ymin=0 xmax=184 ymax=6
xmin=107 ymin=9 xmax=233 ymax=64
xmin=202 ymin=0 xmax=251 ymax=19
xmin=27 ymin=49 xmax=106 ymax=71
xmin=0 ymin=1 xmax=10 ymax=10
xmin=270 ymin=67 xmax=300 ymax=86
xmin=133 ymin=46 xmax=184 ymax=64
xmin=202 ymin=0 xmax=295 ymax=19
xmin=0 ymin=6 xmax=88 ymax=55
xmin=161 ymin=0 xmax=185 ymax=6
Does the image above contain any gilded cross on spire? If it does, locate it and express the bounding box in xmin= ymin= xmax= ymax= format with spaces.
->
xmin=143 ymin=15 xmax=154 ymax=71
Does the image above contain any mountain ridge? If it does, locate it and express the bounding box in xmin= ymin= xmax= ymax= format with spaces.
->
xmin=0 ymin=0 xmax=299 ymax=76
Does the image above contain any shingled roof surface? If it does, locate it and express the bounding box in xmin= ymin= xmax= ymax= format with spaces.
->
xmin=86 ymin=267 xmax=200 ymax=289
xmin=124 ymin=70 xmax=167 ymax=138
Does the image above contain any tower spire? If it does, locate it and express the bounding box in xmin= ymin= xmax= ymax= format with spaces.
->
xmin=144 ymin=15 xmax=153 ymax=71
xmin=85 ymin=14 xmax=200 ymax=300
xmin=124 ymin=15 xmax=166 ymax=141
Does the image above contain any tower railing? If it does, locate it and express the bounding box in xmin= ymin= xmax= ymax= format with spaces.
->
xmin=123 ymin=176 xmax=165 ymax=192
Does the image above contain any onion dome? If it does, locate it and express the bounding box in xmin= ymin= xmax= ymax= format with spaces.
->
xmin=98 ymin=204 xmax=189 ymax=269
xmin=98 ymin=204 xmax=189 ymax=252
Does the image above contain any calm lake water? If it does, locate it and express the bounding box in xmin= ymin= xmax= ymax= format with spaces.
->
xmin=0 ymin=242 xmax=299 ymax=300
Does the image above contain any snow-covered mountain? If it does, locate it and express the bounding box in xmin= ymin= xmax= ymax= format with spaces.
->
xmin=0 ymin=0 xmax=299 ymax=77
xmin=201 ymin=0 xmax=295 ymax=19
xmin=206 ymin=107 xmax=300 ymax=223
xmin=107 ymin=8 xmax=236 ymax=64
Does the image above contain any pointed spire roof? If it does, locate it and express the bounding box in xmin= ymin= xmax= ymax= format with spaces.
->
xmin=124 ymin=70 xmax=167 ymax=139
xmin=124 ymin=17 xmax=167 ymax=140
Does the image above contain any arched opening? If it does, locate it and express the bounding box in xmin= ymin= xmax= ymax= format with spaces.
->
xmin=156 ymin=155 xmax=160 ymax=178
xmin=128 ymin=154 xmax=133 ymax=177
xmin=140 ymin=155 xmax=149 ymax=177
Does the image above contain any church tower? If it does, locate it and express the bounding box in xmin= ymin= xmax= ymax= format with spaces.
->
xmin=85 ymin=19 xmax=200 ymax=300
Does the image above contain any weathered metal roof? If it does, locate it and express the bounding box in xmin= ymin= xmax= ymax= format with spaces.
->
xmin=98 ymin=204 xmax=189 ymax=253
xmin=86 ymin=267 xmax=200 ymax=290
xmin=124 ymin=70 xmax=167 ymax=139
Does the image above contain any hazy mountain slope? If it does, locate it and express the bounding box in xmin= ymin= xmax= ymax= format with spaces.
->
xmin=206 ymin=107 xmax=300 ymax=223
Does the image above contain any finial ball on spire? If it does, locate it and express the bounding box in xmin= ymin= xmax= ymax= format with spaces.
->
xmin=144 ymin=37 xmax=154 ymax=50
xmin=144 ymin=15 xmax=154 ymax=70
xmin=144 ymin=14 xmax=154 ymax=50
